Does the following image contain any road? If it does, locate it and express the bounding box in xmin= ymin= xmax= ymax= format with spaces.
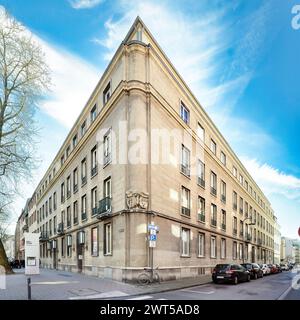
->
xmin=111 ymin=271 xmax=299 ymax=300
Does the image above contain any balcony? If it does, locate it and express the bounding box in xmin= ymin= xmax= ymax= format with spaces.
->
xmin=181 ymin=164 xmax=190 ymax=177
xmin=81 ymin=212 xmax=87 ymax=221
xmin=245 ymin=233 xmax=252 ymax=242
xmin=211 ymin=218 xmax=217 ymax=227
xmin=104 ymin=153 xmax=112 ymax=166
xmin=198 ymin=177 xmax=205 ymax=188
xmin=233 ymin=228 xmax=237 ymax=236
xmin=57 ymin=223 xmax=64 ymax=235
xmin=81 ymin=176 xmax=87 ymax=186
xmin=40 ymin=232 xmax=49 ymax=242
xmin=97 ymin=197 xmax=112 ymax=219
xmin=221 ymin=223 xmax=226 ymax=231
xmin=221 ymin=195 xmax=226 ymax=203
xmin=210 ymin=187 xmax=217 ymax=196
xmin=91 ymin=165 xmax=98 ymax=177
xmin=233 ymin=204 xmax=237 ymax=211
xmin=198 ymin=212 xmax=205 ymax=222
xmin=181 ymin=206 xmax=190 ymax=217
xmin=92 ymin=207 xmax=98 ymax=216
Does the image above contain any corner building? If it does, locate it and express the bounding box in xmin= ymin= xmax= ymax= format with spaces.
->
xmin=33 ymin=17 xmax=277 ymax=281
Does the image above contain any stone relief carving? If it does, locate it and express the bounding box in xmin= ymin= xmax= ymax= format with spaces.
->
xmin=126 ymin=191 xmax=149 ymax=210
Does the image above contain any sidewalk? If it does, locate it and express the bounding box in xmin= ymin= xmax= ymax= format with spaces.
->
xmin=0 ymin=268 xmax=212 ymax=300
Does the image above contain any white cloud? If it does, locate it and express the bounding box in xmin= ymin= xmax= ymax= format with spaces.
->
xmin=69 ymin=0 xmax=103 ymax=9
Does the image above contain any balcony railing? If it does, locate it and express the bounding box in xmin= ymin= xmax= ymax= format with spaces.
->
xmin=81 ymin=212 xmax=87 ymax=221
xmin=92 ymin=207 xmax=98 ymax=216
xmin=245 ymin=233 xmax=252 ymax=242
xmin=211 ymin=218 xmax=217 ymax=227
xmin=181 ymin=164 xmax=190 ymax=177
xmin=181 ymin=206 xmax=190 ymax=217
xmin=104 ymin=153 xmax=112 ymax=166
xmin=40 ymin=232 xmax=49 ymax=241
xmin=81 ymin=176 xmax=87 ymax=185
xmin=221 ymin=223 xmax=226 ymax=231
xmin=233 ymin=228 xmax=237 ymax=235
xmin=233 ymin=204 xmax=237 ymax=211
xmin=198 ymin=177 xmax=205 ymax=188
xmin=210 ymin=187 xmax=217 ymax=196
xmin=91 ymin=165 xmax=98 ymax=177
xmin=97 ymin=197 xmax=112 ymax=219
xmin=221 ymin=195 xmax=226 ymax=203
xmin=57 ymin=223 xmax=64 ymax=235
xmin=198 ymin=212 xmax=205 ymax=222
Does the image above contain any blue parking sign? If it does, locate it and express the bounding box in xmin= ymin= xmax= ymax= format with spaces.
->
xmin=149 ymin=234 xmax=157 ymax=241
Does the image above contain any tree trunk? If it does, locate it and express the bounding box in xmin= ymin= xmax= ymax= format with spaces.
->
xmin=0 ymin=238 xmax=13 ymax=274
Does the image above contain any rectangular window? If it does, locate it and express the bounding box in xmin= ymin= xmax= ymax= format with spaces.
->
xmin=198 ymin=196 xmax=205 ymax=222
xmin=221 ymin=210 xmax=226 ymax=230
xmin=61 ymin=182 xmax=65 ymax=203
xmin=61 ymin=237 xmax=65 ymax=257
xmin=198 ymin=233 xmax=205 ymax=257
xmin=73 ymin=134 xmax=78 ymax=148
xmin=239 ymin=197 xmax=243 ymax=214
xmin=91 ymin=146 xmax=97 ymax=176
xmin=210 ymin=236 xmax=216 ymax=258
xmin=91 ymin=187 xmax=97 ymax=215
xmin=104 ymin=177 xmax=111 ymax=198
xmin=103 ymin=130 xmax=112 ymax=166
xmin=211 ymin=203 xmax=217 ymax=226
xmin=240 ymin=220 xmax=244 ymax=237
xmin=53 ymin=216 xmax=57 ymax=234
xmin=181 ymin=228 xmax=190 ymax=256
xmin=81 ymin=195 xmax=87 ymax=221
xmin=245 ymin=180 xmax=248 ymax=191
xmin=239 ymin=174 xmax=243 ymax=185
xmin=197 ymin=123 xmax=204 ymax=142
xmin=181 ymin=186 xmax=190 ymax=216
xmin=81 ymin=120 xmax=86 ymax=137
xmin=66 ymin=145 xmax=70 ymax=158
xmin=210 ymin=171 xmax=217 ymax=196
xmin=197 ymin=160 xmax=205 ymax=187
xmin=210 ymin=139 xmax=216 ymax=155
xmin=67 ymin=235 xmax=72 ymax=257
xmin=91 ymin=227 xmax=98 ymax=256
xmin=233 ymin=217 xmax=237 ymax=235
xmin=73 ymin=168 xmax=78 ymax=192
xmin=233 ymin=241 xmax=237 ymax=259
xmin=81 ymin=158 xmax=87 ymax=185
xmin=181 ymin=145 xmax=190 ymax=177
xmin=53 ymin=192 xmax=57 ymax=211
xmin=233 ymin=166 xmax=237 ymax=178
xmin=67 ymin=175 xmax=71 ymax=198
xmin=67 ymin=206 xmax=71 ymax=228
xmin=239 ymin=243 xmax=243 ymax=260
xmin=73 ymin=201 xmax=78 ymax=225
xmin=103 ymin=82 xmax=111 ymax=105
xmin=221 ymin=238 xmax=226 ymax=259
xmin=61 ymin=155 xmax=65 ymax=167
xmin=221 ymin=180 xmax=226 ymax=203
xmin=90 ymin=104 xmax=97 ymax=122
xmin=180 ymin=102 xmax=189 ymax=124
xmin=220 ymin=151 xmax=226 ymax=166
xmin=104 ymin=223 xmax=112 ymax=255
xmin=233 ymin=191 xmax=237 ymax=210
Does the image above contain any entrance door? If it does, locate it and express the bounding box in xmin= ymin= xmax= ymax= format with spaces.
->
xmin=251 ymin=246 xmax=255 ymax=263
xmin=77 ymin=232 xmax=84 ymax=273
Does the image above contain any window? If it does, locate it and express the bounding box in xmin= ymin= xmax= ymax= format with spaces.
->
xmin=91 ymin=187 xmax=97 ymax=215
xmin=53 ymin=216 xmax=57 ymax=234
xmin=221 ymin=180 xmax=226 ymax=202
xmin=67 ymin=175 xmax=71 ymax=198
xmin=81 ymin=195 xmax=87 ymax=221
xmin=181 ymin=145 xmax=190 ymax=177
xmin=221 ymin=238 xmax=226 ymax=259
xmin=197 ymin=160 xmax=205 ymax=187
xmin=240 ymin=220 xmax=244 ymax=237
xmin=233 ymin=217 xmax=237 ymax=235
xmin=211 ymin=204 xmax=217 ymax=226
xmin=210 ymin=139 xmax=216 ymax=155
xmin=90 ymin=104 xmax=97 ymax=122
xmin=180 ymin=102 xmax=189 ymax=124
xmin=73 ymin=168 xmax=78 ymax=192
xmin=49 ymin=197 xmax=52 ymax=213
xmin=81 ymin=120 xmax=86 ymax=137
xmin=53 ymin=192 xmax=57 ymax=211
xmin=61 ymin=237 xmax=65 ymax=257
xmin=210 ymin=236 xmax=216 ymax=258
xmin=104 ymin=223 xmax=112 ymax=255
xmin=61 ymin=182 xmax=65 ymax=203
xmin=73 ymin=134 xmax=78 ymax=148
xmin=239 ymin=243 xmax=243 ymax=260
xmin=91 ymin=145 xmax=97 ymax=176
xmin=197 ymin=123 xmax=204 ymax=142
xmin=67 ymin=235 xmax=72 ymax=257
xmin=91 ymin=227 xmax=98 ymax=256
xmin=181 ymin=228 xmax=190 ymax=256
xmin=73 ymin=201 xmax=78 ymax=225
xmin=245 ymin=202 xmax=249 ymax=217
xmin=220 ymin=151 xmax=226 ymax=166
xmin=104 ymin=177 xmax=111 ymax=198
xmin=239 ymin=174 xmax=243 ymax=185
xmin=49 ymin=219 xmax=52 ymax=236
xmin=198 ymin=196 xmax=205 ymax=222
xmin=239 ymin=197 xmax=243 ymax=214
xmin=232 ymin=166 xmax=237 ymax=178
xmin=67 ymin=206 xmax=71 ymax=228
xmin=181 ymin=186 xmax=190 ymax=216
xmin=61 ymin=155 xmax=65 ymax=167
xmin=244 ymin=180 xmax=248 ymax=191
xmin=45 ymin=201 xmax=48 ymax=217
xmin=198 ymin=233 xmax=205 ymax=257
xmin=221 ymin=210 xmax=226 ymax=230
xmin=210 ymin=171 xmax=217 ymax=196
xmin=103 ymin=82 xmax=111 ymax=105
xmin=81 ymin=158 xmax=87 ymax=185
xmin=104 ymin=130 xmax=112 ymax=166
xmin=233 ymin=191 xmax=237 ymax=210
xmin=66 ymin=145 xmax=70 ymax=158
xmin=233 ymin=241 xmax=237 ymax=259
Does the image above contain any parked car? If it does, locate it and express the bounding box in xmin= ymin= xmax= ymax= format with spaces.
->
xmin=9 ymin=259 xmax=22 ymax=269
xmin=280 ymin=263 xmax=289 ymax=271
xmin=260 ymin=264 xmax=271 ymax=275
xmin=212 ymin=264 xmax=251 ymax=285
xmin=241 ymin=263 xmax=264 ymax=279
xmin=275 ymin=264 xmax=283 ymax=272
xmin=268 ymin=264 xmax=279 ymax=274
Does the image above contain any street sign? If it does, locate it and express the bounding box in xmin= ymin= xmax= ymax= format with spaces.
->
xmin=149 ymin=240 xmax=156 ymax=248
xmin=148 ymin=224 xmax=159 ymax=231
xmin=149 ymin=234 xmax=157 ymax=241
xmin=149 ymin=229 xmax=156 ymax=235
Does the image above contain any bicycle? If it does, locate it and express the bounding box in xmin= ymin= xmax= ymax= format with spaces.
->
xmin=137 ymin=266 xmax=160 ymax=285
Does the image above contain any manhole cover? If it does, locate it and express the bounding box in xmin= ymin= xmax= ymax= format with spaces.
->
xmin=68 ymin=288 xmax=101 ymax=296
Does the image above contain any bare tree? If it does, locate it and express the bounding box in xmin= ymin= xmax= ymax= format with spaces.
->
xmin=0 ymin=9 xmax=50 ymax=273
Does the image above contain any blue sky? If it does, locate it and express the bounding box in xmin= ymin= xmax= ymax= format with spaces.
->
xmin=0 ymin=0 xmax=299 ymax=238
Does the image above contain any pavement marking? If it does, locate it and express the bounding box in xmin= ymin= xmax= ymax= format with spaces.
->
xmin=181 ymin=289 xmax=214 ymax=295
xmin=277 ymin=285 xmax=293 ymax=300
xmin=31 ymin=281 xmax=79 ymax=285
xmin=127 ymin=295 xmax=153 ymax=300
xmin=69 ymin=290 xmax=129 ymax=300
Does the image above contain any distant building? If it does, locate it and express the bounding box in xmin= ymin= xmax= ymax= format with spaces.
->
xmin=281 ymin=237 xmax=299 ymax=263
xmin=3 ymin=235 xmax=15 ymax=259
xmin=273 ymin=218 xmax=281 ymax=264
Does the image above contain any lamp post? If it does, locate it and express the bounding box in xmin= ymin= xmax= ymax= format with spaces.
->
xmin=243 ymin=217 xmax=256 ymax=264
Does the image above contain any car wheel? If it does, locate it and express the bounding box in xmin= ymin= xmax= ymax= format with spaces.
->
xmin=247 ymin=275 xmax=251 ymax=282
xmin=233 ymin=276 xmax=238 ymax=285
xmin=213 ymin=279 xmax=218 ymax=284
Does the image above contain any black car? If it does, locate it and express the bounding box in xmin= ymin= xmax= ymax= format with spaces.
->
xmin=241 ymin=263 xmax=263 ymax=279
xmin=9 ymin=259 xmax=22 ymax=269
xmin=212 ymin=264 xmax=251 ymax=285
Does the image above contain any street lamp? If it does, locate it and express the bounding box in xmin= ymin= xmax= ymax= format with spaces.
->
xmin=243 ymin=217 xmax=256 ymax=264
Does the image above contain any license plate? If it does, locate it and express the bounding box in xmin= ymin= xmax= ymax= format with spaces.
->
xmin=217 ymin=276 xmax=224 ymax=279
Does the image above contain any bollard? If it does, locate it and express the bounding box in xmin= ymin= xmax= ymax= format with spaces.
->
xmin=27 ymin=277 xmax=31 ymax=300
